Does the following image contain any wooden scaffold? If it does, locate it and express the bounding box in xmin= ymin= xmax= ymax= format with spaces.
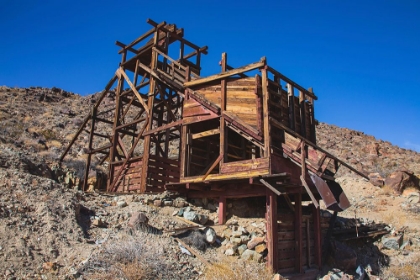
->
xmin=61 ymin=19 xmax=368 ymax=279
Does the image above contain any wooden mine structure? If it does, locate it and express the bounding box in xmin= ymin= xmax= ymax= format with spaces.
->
xmin=61 ymin=19 xmax=368 ymax=278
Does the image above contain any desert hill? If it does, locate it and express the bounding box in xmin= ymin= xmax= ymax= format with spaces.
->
xmin=1 ymin=85 xmax=420 ymax=279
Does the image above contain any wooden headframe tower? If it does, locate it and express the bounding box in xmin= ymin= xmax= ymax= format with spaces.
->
xmin=61 ymin=19 xmax=368 ymax=278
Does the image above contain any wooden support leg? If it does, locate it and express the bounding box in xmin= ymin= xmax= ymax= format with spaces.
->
xmin=294 ymin=193 xmax=303 ymax=273
xmin=266 ymin=189 xmax=278 ymax=272
xmin=218 ymin=196 xmax=226 ymax=225
xmin=312 ymin=202 xmax=322 ymax=268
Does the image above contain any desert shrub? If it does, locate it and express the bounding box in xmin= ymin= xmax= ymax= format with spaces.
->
xmin=380 ymin=253 xmax=420 ymax=280
xmin=82 ymin=232 xmax=177 ymax=280
xmin=47 ymin=140 xmax=62 ymax=148
xmin=202 ymin=257 xmax=274 ymax=280
xmin=41 ymin=129 xmax=58 ymax=140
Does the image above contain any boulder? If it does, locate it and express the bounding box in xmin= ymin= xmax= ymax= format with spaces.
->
xmin=247 ymin=236 xmax=265 ymax=250
xmin=382 ymin=234 xmax=403 ymax=250
xmin=204 ymin=227 xmax=217 ymax=244
xmin=153 ymin=199 xmax=162 ymax=207
xmin=198 ymin=214 xmax=209 ymax=225
xmin=230 ymin=237 xmax=242 ymax=245
xmin=128 ymin=212 xmax=149 ymax=229
xmin=237 ymin=244 xmax=248 ymax=256
xmin=407 ymin=193 xmax=420 ymax=204
xmin=240 ymin=235 xmax=250 ymax=244
xmin=368 ymin=172 xmax=385 ymax=187
xmin=241 ymin=249 xmax=263 ymax=262
xmin=173 ymin=199 xmax=186 ymax=208
xmin=225 ymin=248 xmax=236 ymax=256
xmin=255 ymin=243 xmax=267 ymax=254
xmin=385 ymin=170 xmax=419 ymax=193
xmin=183 ymin=211 xmax=199 ymax=223
xmin=92 ymin=218 xmax=106 ymax=228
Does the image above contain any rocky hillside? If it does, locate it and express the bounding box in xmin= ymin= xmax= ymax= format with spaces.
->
xmin=1 ymin=86 xmax=420 ymax=279
xmin=317 ymin=122 xmax=420 ymax=178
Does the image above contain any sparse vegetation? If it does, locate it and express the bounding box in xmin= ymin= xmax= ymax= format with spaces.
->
xmin=202 ymin=257 xmax=274 ymax=280
xmin=380 ymin=254 xmax=420 ymax=280
xmin=83 ymin=232 xmax=186 ymax=279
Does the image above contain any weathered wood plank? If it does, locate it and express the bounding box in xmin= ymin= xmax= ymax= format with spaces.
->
xmin=220 ymin=158 xmax=269 ymax=174
xmin=192 ymin=129 xmax=220 ymax=139
xmin=184 ymin=59 xmax=266 ymax=87
xmin=180 ymin=168 xmax=270 ymax=183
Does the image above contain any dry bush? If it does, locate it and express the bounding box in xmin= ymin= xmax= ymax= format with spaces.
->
xmin=381 ymin=185 xmax=396 ymax=196
xmin=41 ymin=129 xmax=58 ymax=140
xmin=47 ymin=140 xmax=62 ymax=148
xmin=381 ymin=211 xmax=408 ymax=228
xmin=23 ymin=138 xmax=47 ymax=152
xmin=65 ymin=133 xmax=76 ymax=141
xmin=380 ymin=253 xmax=420 ymax=280
xmin=37 ymin=150 xmax=60 ymax=161
xmin=82 ymin=232 xmax=177 ymax=280
xmin=202 ymin=256 xmax=274 ymax=280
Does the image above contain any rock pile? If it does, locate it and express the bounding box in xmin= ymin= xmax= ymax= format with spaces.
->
xmin=219 ymin=221 xmax=267 ymax=262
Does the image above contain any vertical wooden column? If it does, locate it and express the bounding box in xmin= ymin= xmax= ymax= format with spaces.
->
xmin=287 ymin=84 xmax=296 ymax=131
xmin=107 ymin=52 xmax=126 ymax=191
xmin=155 ymin=102 xmax=164 ymax=156
xmin=83 ymin=107 xmax=96 ymax=191
xmin=164 ymin=93 xmax=172 ymax=158
xmin=294 ymin=192 xmax=303 ymax=273
xmin=312 ymin=202 xmax=322 ymax=268
xmin=140 ymin=29 xmax=159 ymax=192
xmin=218 ymin=196 xmax=226 ymax=225
xmin=308 ymin=87 xmax=316 ymax=144
xmin=180 ymin=68 xmax=190 ymax=179
xmin=301 ymin=141 xmax=307 ymax=179
xmin=299 ymin=91 xmax=307 ymax=138
xmin=261 ymin=65 xmax=271 ymax=157
xmin=266 ymin=189 xmax=278 ymax=272
xmin=220 ymin=53 xmax=227 ymax=164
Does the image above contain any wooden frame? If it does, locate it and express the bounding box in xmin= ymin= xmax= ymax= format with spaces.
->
xmin=60 ymin=19 xmax=368 ymax=277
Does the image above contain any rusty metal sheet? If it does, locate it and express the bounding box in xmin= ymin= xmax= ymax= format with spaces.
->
xmin=310 ymin=174 xmax=351 ymax=212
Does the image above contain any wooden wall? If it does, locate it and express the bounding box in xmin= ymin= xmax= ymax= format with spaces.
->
xmin=193 ymin=77 xmax=260 ymax=130
xmin=277 ymin=213 xmax=329 ymax=274
xmin=147 ymin=155 xmax=180 ymax=191
xmin=112 ymin=155 xmax=180 ymax=192
xmin=113 ymin=159 xmax=143 ymax=192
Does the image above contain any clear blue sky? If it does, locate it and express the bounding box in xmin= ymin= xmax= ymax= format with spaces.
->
xmin=1 ymin=0 xmax=419 ymax=151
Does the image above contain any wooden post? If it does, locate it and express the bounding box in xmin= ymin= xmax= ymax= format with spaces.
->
xmin=220 ymin=53 xmax=227 ymax=164
xmin=306 ymin=218 xmax=311 ymax=267
xmin=261 ymin=66 xmax=271 ymax=157
xmin=299 ymin=90 xmax=306 ymax=138
xmin=108 ymin=72 xmax=124 ymax=191
xmin=140 ymin=30 xmax=159 ymax=192
xmin=83 ymin=107 xmax=96 ymax=191
xmin=312 ymin=202 xmax=322 ymax=268
xmin=266 ymin=189 xmax=278 ymax=272
xmin=180 ymin=68 xmax=190 ymax=179
xmin=294 ymin=193 xmax=303 ymax=273
xmin=301 ymin=141 xmax=307 ymax=182
xmin=287 ymin=83 xmax=295 ymax=131
xmin=308 ymin=87 xmax=316 ymax=144
xmin=218 ymin=196 xmax=226 ymax=225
